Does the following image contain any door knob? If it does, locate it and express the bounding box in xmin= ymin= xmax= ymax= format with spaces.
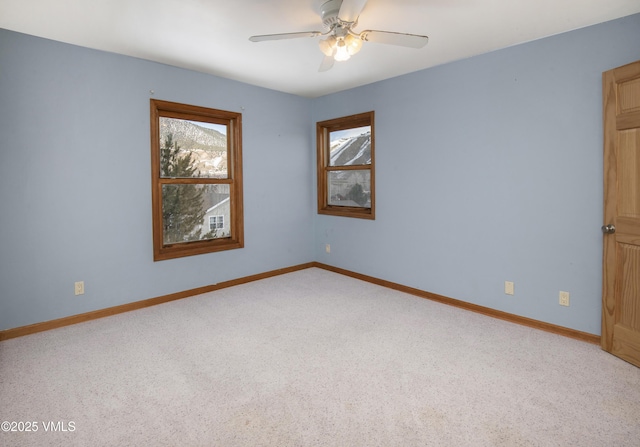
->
xmin=601 ymin=224 xmax=616 ymax=234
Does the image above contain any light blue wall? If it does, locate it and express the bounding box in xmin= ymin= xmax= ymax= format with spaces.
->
xmin=2 ymin=14 xmax=639 ymax=334
xmin=312 ymin=13 xmax=640 ymax=335
xmin=0 ymin=29 xmax=314 ymax=330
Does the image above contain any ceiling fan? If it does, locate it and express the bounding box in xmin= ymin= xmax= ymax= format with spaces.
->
xmin=249 ymin=0 xmax=429 ymax=72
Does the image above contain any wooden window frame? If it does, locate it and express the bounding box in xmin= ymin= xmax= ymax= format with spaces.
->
xmin=317 ymin=111 xmax=375 ymax=219
xmin=150 ymin=99 xmax=243 ymax=261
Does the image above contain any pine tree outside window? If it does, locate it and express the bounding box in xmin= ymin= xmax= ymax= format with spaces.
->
xmin=150 ymin=100 xmax=243 ymax=261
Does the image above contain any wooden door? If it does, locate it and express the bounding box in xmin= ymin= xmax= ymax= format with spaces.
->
xmin=602 ymin=60 xmax=640 ymax=368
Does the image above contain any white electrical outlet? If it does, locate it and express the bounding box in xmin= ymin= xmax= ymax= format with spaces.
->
xmin=559 ymin=291 xmax=570 ymax=306
xmin=325 ymin=244 xmax=331 ymax=253
xmin=505 ymin=281 xmax=514 ymax=295
xmin=74 ymin=281 xmax=85 ymax=296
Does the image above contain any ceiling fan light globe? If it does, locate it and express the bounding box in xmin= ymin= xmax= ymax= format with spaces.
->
xmin=345 ymin=34 xmax=363 ymax=55
xmin=334 ymin=40 xmax=351 ymax=61
xmin=319 ymin=36 xmax=337 ymax=56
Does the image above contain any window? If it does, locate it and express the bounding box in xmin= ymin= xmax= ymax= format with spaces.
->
xmin=209 ymin=215 xmax=224 ymax=230
xmin=317 ymin=111 xmax=375 ymax=219
xmin=150 ymin=99 xmax=243 ymax=261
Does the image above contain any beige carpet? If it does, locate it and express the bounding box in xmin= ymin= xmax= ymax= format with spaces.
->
xmin=1 ymin=268 xmax=639 ymax=446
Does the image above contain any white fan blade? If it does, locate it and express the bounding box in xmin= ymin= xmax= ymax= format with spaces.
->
xmin=319 ymin=55 xmax=335 ymax=72
xmin=249 ymin=31 xmax=322 ymax=42
xmin=360 ymin=30 xmax=428 ymax=48
xmin=338 ymin=0 xmax=368 ymax=23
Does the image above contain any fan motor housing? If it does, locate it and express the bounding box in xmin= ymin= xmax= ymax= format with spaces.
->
xmin=320 ymin=0 xmax=342 ymax=29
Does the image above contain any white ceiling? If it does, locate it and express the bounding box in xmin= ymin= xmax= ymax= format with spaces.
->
xmin=1 ymin=0 xmax=639 ymax=98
